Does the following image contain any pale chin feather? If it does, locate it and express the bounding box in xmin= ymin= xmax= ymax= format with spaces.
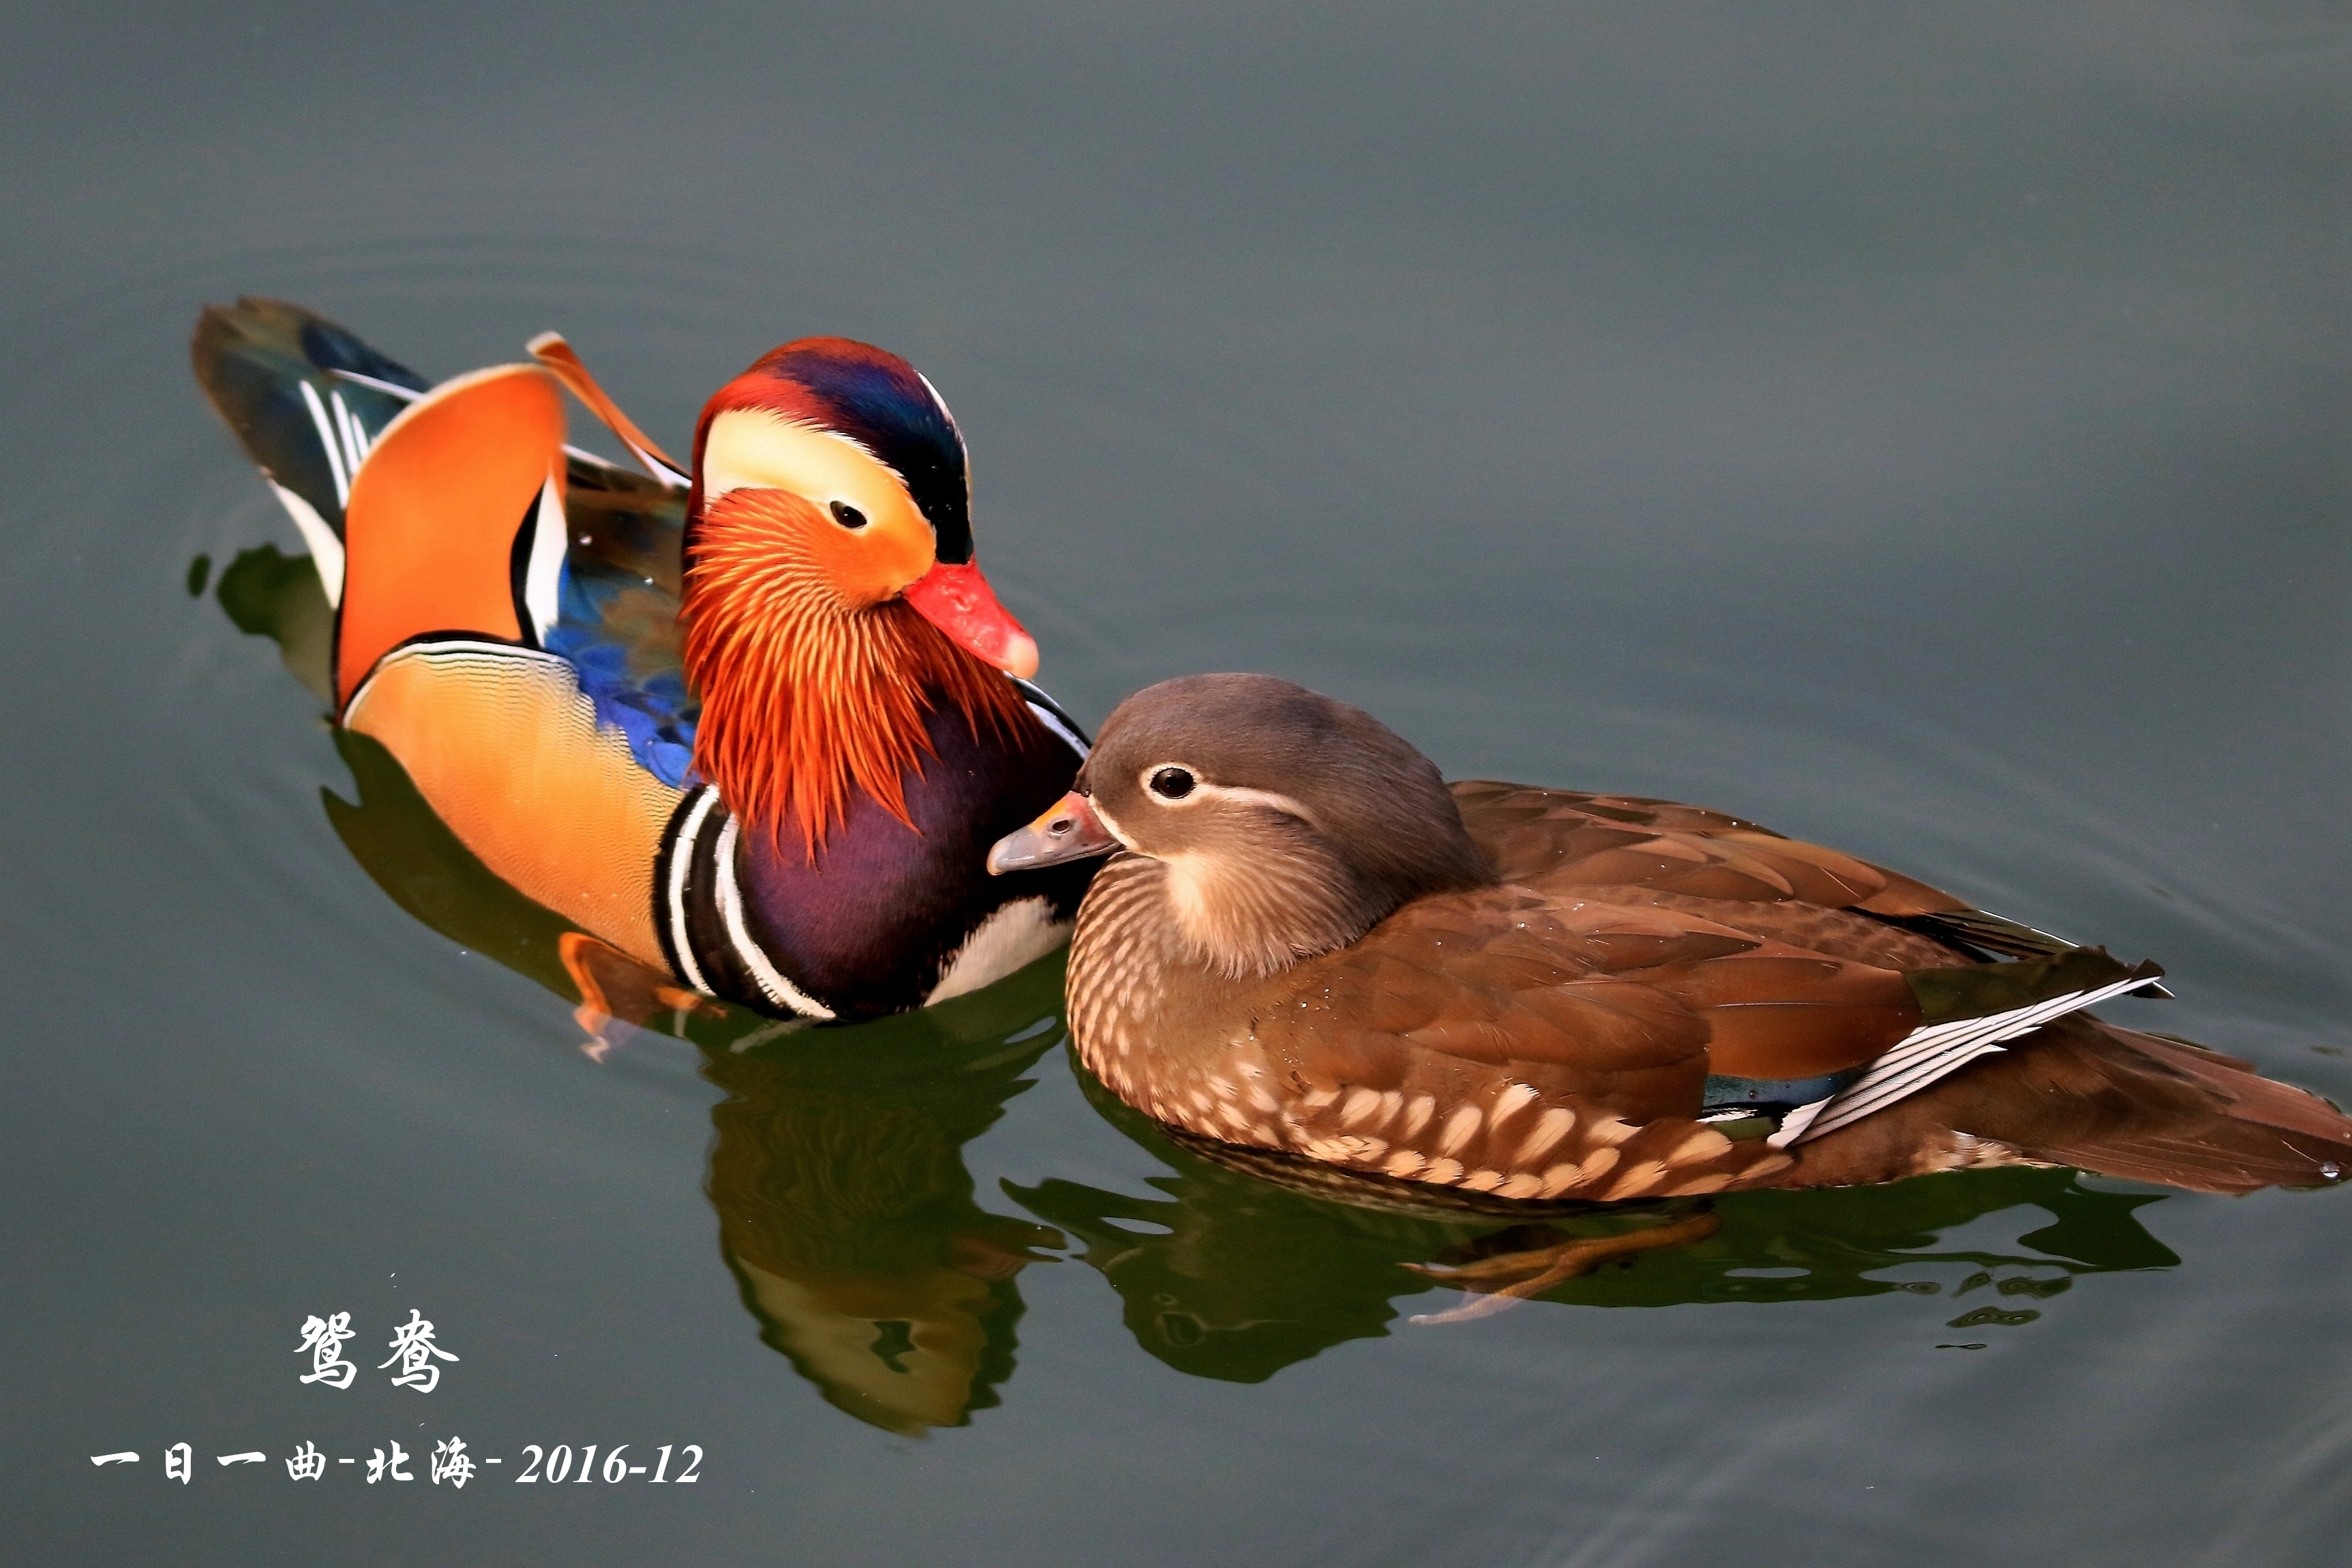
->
xmin=1162 ymin=845 xmax=1363 ymax=980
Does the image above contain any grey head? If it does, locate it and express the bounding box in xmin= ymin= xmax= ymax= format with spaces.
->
xmin=995 ymin=673 xmax=1492 ymax=977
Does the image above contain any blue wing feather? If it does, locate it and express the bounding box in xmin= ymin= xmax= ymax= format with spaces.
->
xmin=543 ymin=462 xmax=702 ymax=785
xmin=192 ymin=297 xmax=429 ymax=538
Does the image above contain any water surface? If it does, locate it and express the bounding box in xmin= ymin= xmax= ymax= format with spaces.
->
xmin=5 ymin=5 xmax=2349 ymax=1565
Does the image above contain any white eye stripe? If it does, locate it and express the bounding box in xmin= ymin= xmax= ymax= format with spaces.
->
xmin=1134 ymin=764 xmax=1317 ymax=828
xmin=1207 ymin=784 xmax=1319 ymax=827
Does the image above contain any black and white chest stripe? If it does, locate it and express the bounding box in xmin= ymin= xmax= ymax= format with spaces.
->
xmin=653 ymin=785 xmax=837 ymax=1021
xmin=650 ymin=685 xmax=1091 ymax=1019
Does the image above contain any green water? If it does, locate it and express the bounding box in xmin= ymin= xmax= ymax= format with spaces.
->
xmin=5 ymin=5 xmax=2349 ymax=1564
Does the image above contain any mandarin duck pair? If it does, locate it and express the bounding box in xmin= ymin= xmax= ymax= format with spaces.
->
xmin=194 ymin=301 xmax=2352 ymax=1210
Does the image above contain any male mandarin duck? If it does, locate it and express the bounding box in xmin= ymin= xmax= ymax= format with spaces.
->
xmin=991 ymin=674 xmax=2352 ymax=1201
xmin=192 ymin=298 xmax=1094 ymax=1020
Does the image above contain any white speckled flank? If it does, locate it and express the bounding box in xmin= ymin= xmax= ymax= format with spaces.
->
xmin=1488 ymin=1083 xmax=1539 ymax=1134
xmin=1518 ymin=1108 xmax=1577 ymax=1164
xmin=1400 ymin=1096 xmax=1436 ymax=1139
xmin=1436 ymin=1104 xmax=1483 ymax=1157
xmin=1537 ymin=1163 xmax=1584 ymax=1198
xmin=1605 ymin=1160 xmax=1670 ymax=1198
xmin=1667 ymin=1128 xmax=1734 ymax=1165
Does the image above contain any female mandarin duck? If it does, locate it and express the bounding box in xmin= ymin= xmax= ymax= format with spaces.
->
xmin=193 ymin=298 xmax=1093 ymax=1020
xmin=993 ymin=674 xmax=2352 ymax=1200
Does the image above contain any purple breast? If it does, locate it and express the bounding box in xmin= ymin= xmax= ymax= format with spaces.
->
xmin=732 ymin=703 xmax=1092 ymax=1015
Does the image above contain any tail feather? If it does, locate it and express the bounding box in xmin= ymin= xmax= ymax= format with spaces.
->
xmin=2006 ymin=1023 xmax=2352 ymax=1194
xmin=1785 ymin=1013 xmax=2352 ymax=1195
xmin=191 ymin=299 xmax=427 ymax=607
xmin=1967 ymin=1017 xmax=2352 ymax=1195
xmin=195 ymin=298 xmax=702 ymax=776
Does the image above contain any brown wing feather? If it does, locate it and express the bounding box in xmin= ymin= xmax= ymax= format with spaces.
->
xmin=1560 ymin=889 xmax=1973 ymax=970
xmin=1638 ymin=946 xmax=1920 ymax=1079
xmin=1453 ymin=780 xmax=1973 ymax=922
xmin=1248 ymin=888 xmax=1810 ymax=1200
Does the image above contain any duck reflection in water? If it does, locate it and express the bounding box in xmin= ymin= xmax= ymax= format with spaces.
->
xmin=702 ymin=971 xmax=1070 ymax=1436
xmin=1012 ymin=1068 xmax=2182 ymax=1382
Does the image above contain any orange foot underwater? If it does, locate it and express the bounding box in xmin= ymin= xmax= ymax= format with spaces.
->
xmin=1406 ymin=1211 xmax=1726 ymax=1324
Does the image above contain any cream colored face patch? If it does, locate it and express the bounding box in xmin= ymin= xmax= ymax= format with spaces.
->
xmin=699 ymin=407 xmax=932 ymax=549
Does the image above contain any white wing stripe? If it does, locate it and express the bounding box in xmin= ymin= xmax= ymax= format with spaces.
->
xmin=297 ymin=380 xmax=350 ymax=509
xmin=521 ymin=474 xmax=566 ymax=644
xmin=330 ymin=368 xmax=423 ymax=402
xmin=265 ymin=481 xmax=346 ymax=609
xmin=1766 ymin=1094 xmax=1834 ymax=1146
xmin=330 ymin=389 xmax=365 ymax=481
xmin=1863 ymin=989 xmax=2090 ymax=1074
xmin=1788 ymin=972 xmax=2156 ymax=1145
xmin=1800 ymin=1042 xmax=2012 ymax=1141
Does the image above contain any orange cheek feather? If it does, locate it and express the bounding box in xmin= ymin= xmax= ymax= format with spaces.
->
xmin=682 ymin=488 xmax=1027 ymax=854
xmin=801 ymin=503 xmax=935 ymax=609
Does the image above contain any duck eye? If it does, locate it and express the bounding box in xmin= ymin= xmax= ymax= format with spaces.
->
xmin=1148 ymin=766 xmax=1196 ymax=801
xmin=828 ymin=500 xmax=869 ymax=530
